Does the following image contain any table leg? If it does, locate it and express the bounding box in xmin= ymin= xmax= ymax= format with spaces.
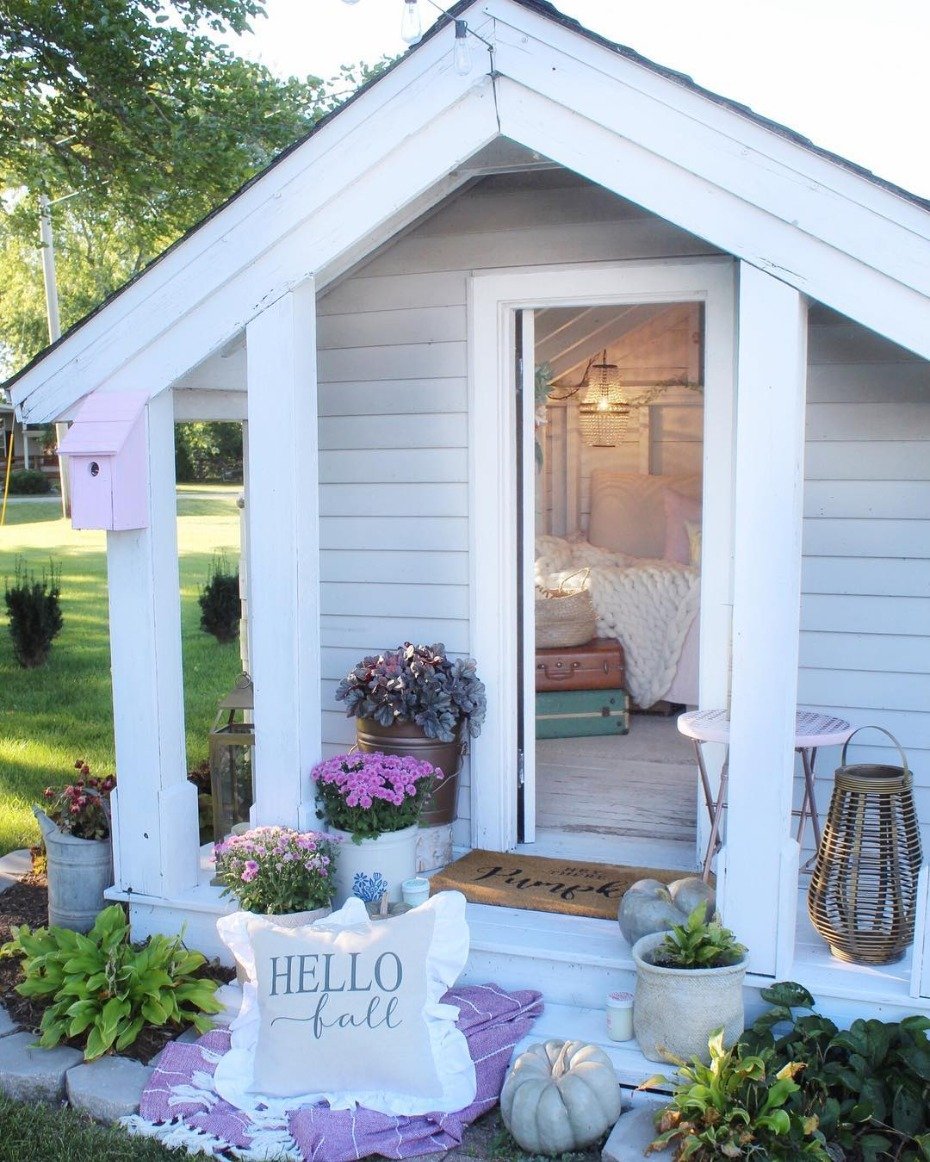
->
xmin=798 ymin=746 xmax=822 ymax=871
xmin=702 ymin=754 xmax=728 ymax=883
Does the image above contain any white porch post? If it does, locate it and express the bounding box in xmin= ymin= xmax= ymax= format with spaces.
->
xmin=107 ymin=389 xmax=199 ymax=898
xmin=723 ymin=263 xmax=808 ymax=976
xmin=245 ymin=282 xmax=321 ymax=830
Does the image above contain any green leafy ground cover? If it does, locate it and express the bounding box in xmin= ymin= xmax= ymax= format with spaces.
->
xmin=0 ymin=485 xmax=241 ymax=856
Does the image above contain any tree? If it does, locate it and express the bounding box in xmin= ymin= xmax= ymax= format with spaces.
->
xmin=0 ymin=0 xmax=385 ymax=374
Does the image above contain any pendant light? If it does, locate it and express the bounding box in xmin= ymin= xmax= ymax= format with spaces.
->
xmin=401 ymin=0 xmax=423 ymax=44
xmin=454 ymin=20 xmax=472 ymax=74
xmin=578 ymin=352 xmax=632 ymax=448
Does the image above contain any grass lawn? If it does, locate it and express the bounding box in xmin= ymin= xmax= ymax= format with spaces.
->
xmin=0 ymin=485 xmax=242 ymax=856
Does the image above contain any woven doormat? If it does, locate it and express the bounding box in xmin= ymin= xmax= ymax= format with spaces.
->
xmin=430 ymin=849 xmax=686 ymax=921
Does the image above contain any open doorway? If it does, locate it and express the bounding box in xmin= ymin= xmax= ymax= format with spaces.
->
xmin=519 ymin=301 xmax=705 ymax=870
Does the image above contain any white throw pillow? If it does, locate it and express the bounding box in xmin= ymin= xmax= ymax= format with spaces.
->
xmin=213 ymin=893 xmax=475 ymax=1117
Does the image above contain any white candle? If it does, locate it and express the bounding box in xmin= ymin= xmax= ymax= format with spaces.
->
xmin=606 ymin=991 xmax=634 ymax=1041
xmin=402 ymin=877 xmax=430 ymax=907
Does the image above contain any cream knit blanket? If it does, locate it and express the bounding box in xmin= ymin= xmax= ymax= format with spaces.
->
xmin=535 ymin=536 xmax=699 ymax=708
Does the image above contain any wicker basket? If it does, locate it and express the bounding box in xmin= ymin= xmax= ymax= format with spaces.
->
xmin=535 ymin=570 xmax=595 ymax=649
xmin=807 ymin=727 xmax=922 ymax=965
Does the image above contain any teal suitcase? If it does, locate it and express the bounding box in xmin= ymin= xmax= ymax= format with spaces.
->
xmin=535 ymin=689 xmax=630 ymax=739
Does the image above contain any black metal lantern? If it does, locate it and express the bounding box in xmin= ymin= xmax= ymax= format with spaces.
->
xmin=209 ymin=673 xmax=254 ymax=841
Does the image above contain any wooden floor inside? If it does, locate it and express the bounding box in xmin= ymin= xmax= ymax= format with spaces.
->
xmin=520 ymin=714 xmax=702 ymax=871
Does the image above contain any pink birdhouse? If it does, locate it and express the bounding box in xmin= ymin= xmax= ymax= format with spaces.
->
xmin=59 ymin=391 xmax=150 ymax=531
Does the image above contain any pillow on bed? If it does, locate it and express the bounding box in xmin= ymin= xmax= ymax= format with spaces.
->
xmin=664 ymin=489 xmax=702 ymax=564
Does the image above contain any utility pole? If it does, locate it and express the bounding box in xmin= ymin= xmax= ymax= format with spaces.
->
xmin=39 ymin=193 xmax=71 ymax=517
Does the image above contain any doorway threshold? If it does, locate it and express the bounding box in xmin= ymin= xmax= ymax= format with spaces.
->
xmin=514 ymin=827 xmax=699 ymax=872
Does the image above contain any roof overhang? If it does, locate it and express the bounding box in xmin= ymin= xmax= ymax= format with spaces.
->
xmin=10 ymin=0 xmax=930 ymax=424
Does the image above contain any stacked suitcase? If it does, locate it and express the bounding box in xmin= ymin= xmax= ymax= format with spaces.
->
xmin=535 ymin=638 xmax=630 ymax=738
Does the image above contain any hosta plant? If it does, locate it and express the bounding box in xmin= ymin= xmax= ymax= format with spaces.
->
xmin=649 ymin=903 xmax=747 ymax=969
xmin=0 ymin=904 xmax=224 ymax=1061
xmin=741 ymin=981 xmax=930 ymax=1161
xmin=643 ymin=1028 xmax=830 ymax=1160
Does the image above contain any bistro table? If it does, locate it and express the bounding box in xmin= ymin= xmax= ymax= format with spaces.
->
xmin=677 ymin=708 xmax=854 ymax=881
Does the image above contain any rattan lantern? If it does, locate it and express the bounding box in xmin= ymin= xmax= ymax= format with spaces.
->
xmin=807 ymin=727 xmax=922 ymax=965
xmin=209 ymin=673 xmax=254 ymax=841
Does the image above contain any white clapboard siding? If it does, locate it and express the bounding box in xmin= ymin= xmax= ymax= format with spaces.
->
xmin=319 ymin=414 xmax=466 ymax=450
xmin=320 ymin=551 xmax=469 ymax=586
xmin=363 ymin=219 xmax=715 ymax=278
xmin=800 ymin=632 xmax=930 ymax=674
xmin=799 ymin=320 xmax=930 ymax=822
xmin=317 ymin=306 xmax=466 ymax=349
xmin=800 ymin=594 xmax=930 ymax=636
xmin=802 ymin=558 xmax=930 ymax=598
xmin=318 ymin=342 xmax=467 ymax=382
xmin=809 ymin=364 xmax=930 ymax=403
xmin=321 ymin=583 xmax=469 ymax=620
xmin=319 ymin=379 xmax=467 ymax=416
xmin=320 ymin=449 xmax=468 ymax=483
xmin=805 ymin=442 xmax=930 ymax=480
xmin=319 ymin=516 xmax=468 ymax=552
xmin=807 ymin=323 xmax=926 ymax=365
xmin=318 ymin=271 xmax=467 ymax=316
xmin=320 ymin=483 xmax=467 ymax=518
xmin=321 ymin=617 xmax=469 ymax=653
xmin=805 ymin=481 xmax=930 ymax=519
xmin=804 ymin=518 xmax=930 ymax=558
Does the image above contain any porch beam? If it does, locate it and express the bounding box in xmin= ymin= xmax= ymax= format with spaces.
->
xmin=106 ymin=390 xmax=199 ymax=897
xmin=724 ymin=263 xmax=808 ymax=976
xmin=245 ymin=282 xmax=321 ymax=829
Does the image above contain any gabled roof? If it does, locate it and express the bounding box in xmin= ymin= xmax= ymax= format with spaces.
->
xmin=10 ymin=0 xmax=930 ymax=424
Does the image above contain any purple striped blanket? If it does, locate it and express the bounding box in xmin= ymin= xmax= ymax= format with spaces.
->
xmin=131 ymin=983 xmax=543 ymax=1160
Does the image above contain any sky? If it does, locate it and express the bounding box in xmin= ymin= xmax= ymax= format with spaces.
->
xmin=231 ymin=0 xmax=929 ymax=201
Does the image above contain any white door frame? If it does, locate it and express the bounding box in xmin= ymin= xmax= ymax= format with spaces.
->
xmin=467 ymin=258 xmax=737 ymax=855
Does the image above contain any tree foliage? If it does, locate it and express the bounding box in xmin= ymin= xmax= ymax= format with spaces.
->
xmin=0 ymin=0 xmax=387 ymax=374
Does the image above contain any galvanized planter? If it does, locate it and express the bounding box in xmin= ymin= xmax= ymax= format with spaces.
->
xmin=34 ymin=808 xmax=113 ymax=933
xmin=807 ymin=727 xmax=922 ymax=965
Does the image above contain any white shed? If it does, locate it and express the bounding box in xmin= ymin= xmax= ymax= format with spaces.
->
xmin=9 ymin=0 xmax=930 ymax=1074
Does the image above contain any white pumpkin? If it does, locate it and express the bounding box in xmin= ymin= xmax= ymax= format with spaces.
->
xmin=500 ymin=1039 xmax=622 ymax=1156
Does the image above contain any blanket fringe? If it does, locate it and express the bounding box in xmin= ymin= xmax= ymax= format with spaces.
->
xmin=121 ymin=1113 xmax=302 ymax=1161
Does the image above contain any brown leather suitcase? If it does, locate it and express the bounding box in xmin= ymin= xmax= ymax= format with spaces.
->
xmin=535 ymin=638 xmax=625 ymax=693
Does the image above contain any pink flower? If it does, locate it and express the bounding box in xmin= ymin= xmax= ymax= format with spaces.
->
xmin=240 ymin=860 xmax=259 ymax=882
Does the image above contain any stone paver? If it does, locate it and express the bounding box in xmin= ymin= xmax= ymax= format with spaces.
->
xmin=0 ymin=1031 xmax=83 ymax=1102
xmin=0 ymin=848 xmax=32 ymax=892
xmin=67 ymin=1056 xmax=155 ymax=1123
xmin=602 ymin=1106 xmax=670 ymax=1161
xmin=0 ymin=1007 xmax=17 ymax=1039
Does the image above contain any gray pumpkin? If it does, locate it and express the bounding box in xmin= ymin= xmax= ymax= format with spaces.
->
xmin=617 ymin=877 xmax=715 ymax=946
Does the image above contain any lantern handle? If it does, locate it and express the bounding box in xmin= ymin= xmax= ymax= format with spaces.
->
xmin=841 ymin=725 xmax=909 ymax=773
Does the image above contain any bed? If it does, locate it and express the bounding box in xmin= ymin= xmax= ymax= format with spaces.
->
xmin=535 ymin=470 xmax=701 ymax=708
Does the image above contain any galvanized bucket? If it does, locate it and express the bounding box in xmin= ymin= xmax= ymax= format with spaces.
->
xmin=807 ymin=727 xmax=922 ymax=965
xmin=35 ymin=808 xmax=113 ymax=932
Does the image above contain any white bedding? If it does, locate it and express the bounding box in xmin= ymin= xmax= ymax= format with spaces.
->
xmin=536 ymin=535 xmax=700 ymax=708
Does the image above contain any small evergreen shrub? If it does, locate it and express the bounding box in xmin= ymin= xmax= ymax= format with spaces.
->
xmin=4 ymin=559 xmax=64 ymax=668
xmin=198 ymin=555 xmax=240 ymax=643
xmin=7 ymin=468 xmax=52 ymax=495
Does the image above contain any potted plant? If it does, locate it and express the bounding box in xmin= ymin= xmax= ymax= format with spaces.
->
xmin=632 ymin=903 xmax=748 ymax=1064
xmin=34 ymin=760 xmax=116 ymax=932
xmin=311 ymin=751 xmax=437 ymax=906
xmin=334 ymin=642 xmax=486 ymax=826
xmin=213 ymin=825 xmax=339 ymax=925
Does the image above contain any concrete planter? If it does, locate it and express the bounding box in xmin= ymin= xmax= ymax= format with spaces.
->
xmin=631 ymin=930 xmax=747 ymax=1064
